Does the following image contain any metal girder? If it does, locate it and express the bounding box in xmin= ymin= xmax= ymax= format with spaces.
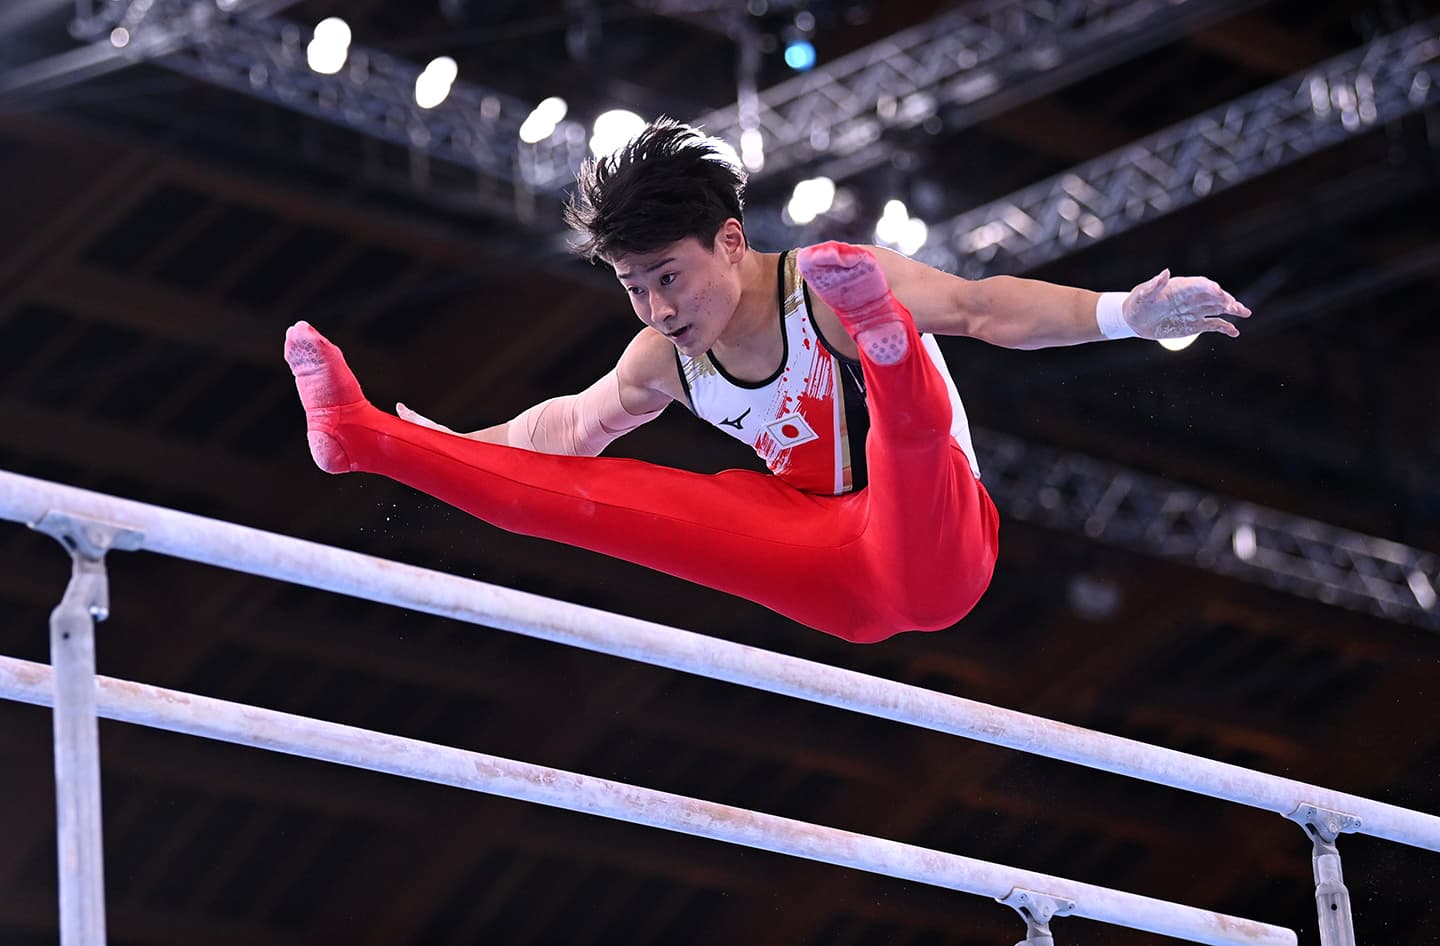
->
xmin=72 ymin=0 xmax=590 ymax=211
xmin=917 ymin=20 xmax=1440 ymax=277
xmin=689 ymin=0 xmax=1263 ymax=183
xmin=48 ymin=2 xmax=1436 ymax=633
xmin=977 ymin=429 xmax=1440 ymax=632
xmin=95 ymin=0 xmax=1275 ymax=209
xmin=161 ymin=15 xmax=533 ymax=183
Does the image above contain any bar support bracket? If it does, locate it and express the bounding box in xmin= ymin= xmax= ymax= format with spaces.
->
xmin=999 ymin=887 xmax=1076 ymax=946
xmin=31 ymin=511 xmax=143 ymax=946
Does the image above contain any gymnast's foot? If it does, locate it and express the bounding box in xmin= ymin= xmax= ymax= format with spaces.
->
xmin=283 ymin=321 xmax=368 ymax=473
xmin=797 ymin=242 xmax=910 ymax=365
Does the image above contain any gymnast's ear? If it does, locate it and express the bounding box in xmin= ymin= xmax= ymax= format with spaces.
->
xmin=715 ymin=218 xmax=747 ymax=260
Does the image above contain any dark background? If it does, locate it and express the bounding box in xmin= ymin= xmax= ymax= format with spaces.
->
xmin=1 ymin=1 xmax=1438 ymax=944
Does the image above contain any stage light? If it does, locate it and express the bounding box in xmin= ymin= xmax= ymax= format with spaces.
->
xmin=415 ymin=56 xmax=458 ymax=109
xmin=784 ymin=39 xmax=816 ymax=71
xmin=307 ymin=17 xmax=351 ymax=75
xmin=519 ymin=96 xmax=568 ymax=143
xmin=786 ymin=177 xmax=835 ymax=225
xmin=590 ymin=109 xmax=646 ymax=157
xmin=875 ymin=200 xmax=928 ymax=255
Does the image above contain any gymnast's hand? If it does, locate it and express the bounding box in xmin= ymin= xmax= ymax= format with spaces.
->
xmin=1121 ymin=270 xmax=1251 ymax=340
xmin=396 ymin=402 xmax=458 ymax=434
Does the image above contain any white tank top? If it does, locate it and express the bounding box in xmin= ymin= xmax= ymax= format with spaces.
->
xmin=676 ymin=250 xmax=979 ymax=496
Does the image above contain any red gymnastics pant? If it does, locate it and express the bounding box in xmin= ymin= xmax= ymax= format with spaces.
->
xmin=287 ymin=307 xmax=999 ymax=644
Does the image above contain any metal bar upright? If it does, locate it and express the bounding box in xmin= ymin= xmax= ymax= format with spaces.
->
xmin=31 ymin=511 xmax=142 ymax=946
xmin=1289 ymin=803 xmax=1361 ymax=946
xmin=1311 ymin=833 xmax=1356 ymax=946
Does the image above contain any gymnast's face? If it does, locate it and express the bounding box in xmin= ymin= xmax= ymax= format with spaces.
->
xmin=612 ymin=223 xmax=745 ymax=357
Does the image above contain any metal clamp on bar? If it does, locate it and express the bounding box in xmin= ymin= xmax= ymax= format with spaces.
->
xmin=1287 ymin=803 xmax=1362 ymax=946
xmin=30 ymin=511 xmax=143 ymax=946
xmin=33 ymin=512 xmax=145 ymax=619
xmin=998 ymin=887 xmax=1076 ymax=946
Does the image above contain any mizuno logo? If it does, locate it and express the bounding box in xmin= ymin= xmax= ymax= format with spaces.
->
xmin=719 ymin=408 xmax=751 ymax=430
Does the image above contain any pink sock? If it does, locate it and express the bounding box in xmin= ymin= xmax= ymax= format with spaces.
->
xmin=797 ymin=242 xmax=910 ymax=365
xmin=283 ymin=321 xmax=368 ymax=473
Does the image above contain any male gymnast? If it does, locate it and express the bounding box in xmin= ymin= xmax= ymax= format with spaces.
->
xmin=285 ymin=119 xmax=1249 ymax=643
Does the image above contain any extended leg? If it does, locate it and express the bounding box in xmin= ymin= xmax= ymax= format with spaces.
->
xmin=285 ymin=322 xmax=889 ymax=638
xmin=797 ymin=244 xmax=1000 ymax=633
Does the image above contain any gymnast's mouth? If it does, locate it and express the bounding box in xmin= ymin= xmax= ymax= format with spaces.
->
xmin=666 ymin=326 xmax=692 ymax=341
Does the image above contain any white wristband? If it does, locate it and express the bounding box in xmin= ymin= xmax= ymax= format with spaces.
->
xmin=1096 ymin=291 xmax=1138 ymax=340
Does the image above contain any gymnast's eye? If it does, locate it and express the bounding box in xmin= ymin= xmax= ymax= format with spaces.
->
xmin=659 ymin=273 xmax=677 ymax=286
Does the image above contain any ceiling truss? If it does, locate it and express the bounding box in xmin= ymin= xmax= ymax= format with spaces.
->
xmin=26 ymin=0 xmax=1438 ymax=631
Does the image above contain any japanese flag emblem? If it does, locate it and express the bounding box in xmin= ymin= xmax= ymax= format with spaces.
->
xmin=766 ymin=413 xmax=818 ymax=448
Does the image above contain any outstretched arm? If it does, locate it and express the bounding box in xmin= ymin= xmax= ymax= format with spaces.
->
xmin=873 ymin=246 xmax=1250 ymax=350
xmin=397 ymin=331 xmax=674 ymax=456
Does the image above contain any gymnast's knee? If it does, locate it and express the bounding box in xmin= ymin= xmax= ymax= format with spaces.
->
xmin=881 ymin=540 xmax=999 ymax=639
xmin=825 ymin=569 xmax=996 ymax=644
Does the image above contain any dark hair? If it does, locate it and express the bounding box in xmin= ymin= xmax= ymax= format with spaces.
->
xmin=564 ymin=117 xmax=747 ymax=262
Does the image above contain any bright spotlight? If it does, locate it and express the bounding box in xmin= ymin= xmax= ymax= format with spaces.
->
xmin=784 ymin=39 xmax=816 ymax=71
xmin=875 ymin=200 xmax=927 ymax=255
xmin=534 ymin=96 xmax=568 ymax=124
xmin=896 ymin=218 xmax=927 ymax=255
xmin=786 ymin=177 xmax=835 ymax=226
xmin=590 ymin=109 xmax=647 ymax=157
xmin=313 ymin=17 xmax=351 ymax=46
xmin=307 ymin=17 xmax=352 ymax=75
xmin=520 ymin=96 xmax=569 ymax=143
xmin=415 ymin=56 xmax=458 ymax=109
xmin=874 ymin=200 xmax=909 ymax=244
